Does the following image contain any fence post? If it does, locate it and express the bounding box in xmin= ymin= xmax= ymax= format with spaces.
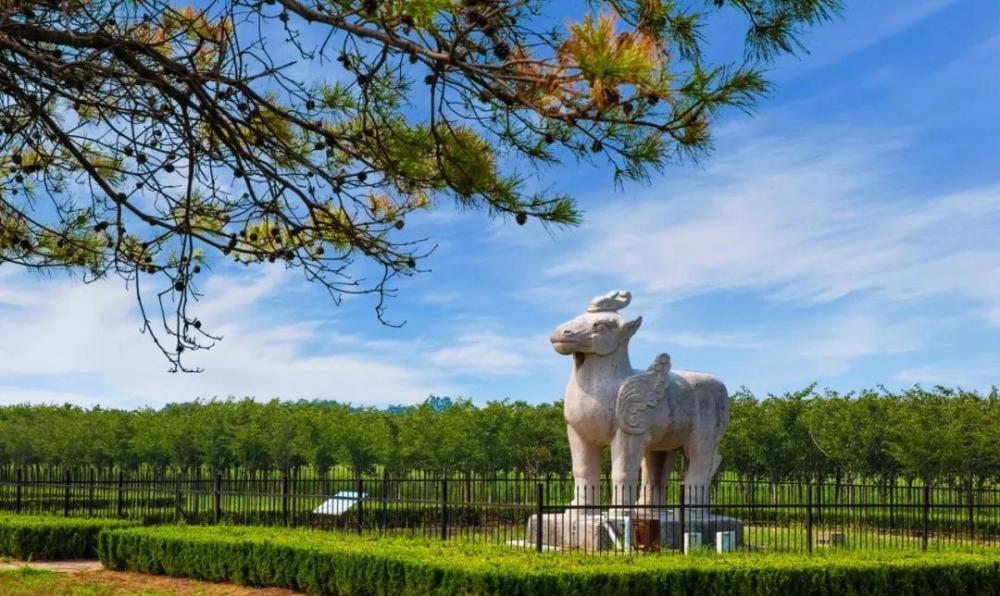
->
xmin=815 ymin=474 xmax=823 ymax=525
xmin=87 ymin=469 xmax=95 ymax=518
xmin=381 ymin=469 xmax=389 ymax=533
xmin=116 ymin=469 xmax=124 ymax=518
xmin=356 ymin=476 xmax=365 ymax=535
xmin=967 ymin=479 xmax=975 ymax=542
xmin=213 ymin=472 xmax=222 ymax=524
xmin=535 ymin=482 xmax=544 ymax=552
xmin=281 ymin=470 xmax=289 ymax=527
xmin=14 ymin=468 xmax=22 ymax=514
xmin=175 ymin=471 xmax=183 ymax=522
xmin=922 ymin=484 xmax=930 ymax=552
xmin=806 ymin=482 xmax=814 ymax=554
xmin=63 ymin=470 xmax=71 ymax=517
xmin=193 ymin=469 xmax=201 ymax=520
xmin=440 ymin=478 xmax=449 ymax=541
xmin=888 ymin=480 xmax=895 ymax=530
xmin=679 ymin=484 xmax=686 ymax=551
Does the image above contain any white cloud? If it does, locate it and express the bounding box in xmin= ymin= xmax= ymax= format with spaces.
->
xmin=789 ymin=315 xmax=921 ymax=376
xmin=548 ymin=133 xmax=1000 ymax=323
xmin=537 ymin=123 xmax=1000 ymax=386
xmin=0 ymin=386 xmax=108 ymax=407
xmin=894 ymin=366 xmax=1000 ymax=389
xmin=0 ymin=268 xmax=453 ymax=408
xmin=426 ymin=332 xmax=539 ymax=375
xmin=639 ymin=330 xmax=772 ymax=350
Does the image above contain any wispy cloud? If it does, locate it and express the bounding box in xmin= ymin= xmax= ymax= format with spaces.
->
xmin=0 ymin=269 xmax=453 ymax=407
xmin=0 ymin=265 xmax=563 ymax=406
xmin=548 ymin=132 xmax=1000 ymax=322
xmin=426 ymin=330 xmax=550 ymax=376
xmin=894 ymin=365 xmax=1000 ymax=389
xmin=637 ymin=330 xmax=772 ymax=350
xmin=789 ymin=314 xmax=922 ymax=376
xmin=532 ymin=119 xmax=1000 ymax=390
xmin=428 ymin=341 xmax=525 ymax=375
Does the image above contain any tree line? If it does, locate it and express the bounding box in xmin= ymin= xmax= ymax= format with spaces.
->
xmin=1 ymin=386 xmax=997 ymax=486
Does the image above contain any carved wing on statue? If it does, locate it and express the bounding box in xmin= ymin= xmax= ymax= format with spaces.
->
xmin=615 ymin=354 xmax=672 ymax=435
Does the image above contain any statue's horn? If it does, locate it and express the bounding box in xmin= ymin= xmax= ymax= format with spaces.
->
xmin=587 ymin=290 xmax=632 ymax=313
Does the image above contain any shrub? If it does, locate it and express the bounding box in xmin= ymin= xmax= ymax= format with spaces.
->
xmin=99 ymin=525 xmax=1000 ymax=595
xmin=0 ymin=515 xmax=137 ymax=560
xmin=199 ymin=502 xmax=533 ymax=530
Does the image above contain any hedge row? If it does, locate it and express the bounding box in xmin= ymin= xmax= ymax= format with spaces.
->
xmin=0 ymin=515 xmax=137 ymax=560
xmin=99 ymin=525 xmax=1000 ymax=595
xmin=3 ymin=501 xmax=531 ymax=522
xmin=202 ymin=503 xmax=532 ymax=526
xmin=0 ymin=496 xmax=176 ymax=509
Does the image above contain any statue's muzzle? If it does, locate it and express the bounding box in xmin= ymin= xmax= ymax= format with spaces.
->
xmin=550 ymin=328 xmax=586 ymax=354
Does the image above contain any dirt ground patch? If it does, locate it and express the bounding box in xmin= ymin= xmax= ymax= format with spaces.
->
xmin=0 ymin=562 xmax=298 ymax=595
xmin=68 ymin=569 xmax=298 ymax=595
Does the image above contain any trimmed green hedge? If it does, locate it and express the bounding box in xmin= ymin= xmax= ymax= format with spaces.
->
xmin=99 ymin=525 xmax=1000 ymax=595
xmin=191 ymin=502 xmax=533 ymax=528
xmin=0 ymin=515 xmax=137 ymax=560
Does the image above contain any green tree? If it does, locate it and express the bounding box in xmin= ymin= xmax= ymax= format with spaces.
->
xmin=887 ymin=387 xmax=951 ymax=485
xmin=805 ymin=389 xmax=897 ymax=481
xmin=0 ymin=0 xmax=838 ymax=370
xmin=264 ymin=401 xmax=310 ymax=473
xmin=229 ymin=399 xmax=273 ymax=472
xmin=129 ymin=408 xmax=173 ymax=471
xmin=338 ymin=408 xmax=389 ymax=475
xmin=158 ymin=404 xmax=205 ymax=472
xmin=719 ymin=390 xmax=761 ymax=480
xmin=189 ymin=400 xmax=236 ymax=472
xmin=477 ymin=400 xmax=568 ymax=474
xmin=301 ymin=404 xmax=346 ymax=480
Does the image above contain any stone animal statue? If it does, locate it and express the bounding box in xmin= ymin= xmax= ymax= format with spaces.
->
xmin=550 ymin=290 xmax=729 ymax=507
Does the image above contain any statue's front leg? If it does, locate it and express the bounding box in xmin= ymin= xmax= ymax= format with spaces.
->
xmin=567 ymin=425 xmax=602 ymax=506
xmin=610 ymin=429 xmax=646 ymax=509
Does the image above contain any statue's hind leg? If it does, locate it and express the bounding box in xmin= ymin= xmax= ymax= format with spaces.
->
xmin=682 ymin=441 xmax=722 ymax=506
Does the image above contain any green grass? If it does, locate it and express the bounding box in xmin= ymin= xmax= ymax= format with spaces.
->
xmin=0 ymin=568 xmax=67 ymax=595
xmin=0 ymin=565 xmax=249 ymax=595
xmin=99 ymin=524 xmax=1000 ymax=595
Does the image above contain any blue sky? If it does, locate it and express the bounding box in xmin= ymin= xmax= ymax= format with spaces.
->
xmin=0 ymin=0 xmax=998 ymax=408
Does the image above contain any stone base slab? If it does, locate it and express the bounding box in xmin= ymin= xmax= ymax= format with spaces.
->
xmin=526 ymin=508 xmax=744 ymax=551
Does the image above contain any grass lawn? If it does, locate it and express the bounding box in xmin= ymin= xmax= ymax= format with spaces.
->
xmin=0 ymin=566 xmax=294 ymax=595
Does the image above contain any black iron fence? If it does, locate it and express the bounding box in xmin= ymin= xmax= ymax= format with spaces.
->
xmin=3 ymin=467 xmax=1000 ymax=555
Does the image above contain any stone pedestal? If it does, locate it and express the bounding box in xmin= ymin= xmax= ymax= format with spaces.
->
xmin=716 ymin=530 xmax=737 ymax=553
xmin=525 ymin=508 xmax=744 ymax=551
xmin=525 ymin=511 xmax=617 ymax=550
xmin=643 ymin=509 xmax=744 ymax=550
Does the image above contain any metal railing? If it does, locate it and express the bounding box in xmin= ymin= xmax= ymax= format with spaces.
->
xmin=2 ymin=467 xmax=999 ymax=555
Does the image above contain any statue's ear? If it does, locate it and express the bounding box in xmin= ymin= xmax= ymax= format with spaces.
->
xmin=621 ymin=317 xmax=642 ymax=343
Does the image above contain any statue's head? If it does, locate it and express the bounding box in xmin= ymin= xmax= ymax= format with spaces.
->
xmin=550 ymin=290 xmax=642 ymax=356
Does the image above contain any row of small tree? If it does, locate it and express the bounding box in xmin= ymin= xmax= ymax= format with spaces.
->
xmin=1 ymin=386 xmax=997 ymax=485
xmin=0 ymin=397 xmax=568 ymax=477
xmin=724 ymin=386 xmax=1000 ymax=487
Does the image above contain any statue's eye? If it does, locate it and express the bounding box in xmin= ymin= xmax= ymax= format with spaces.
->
xmin=593 ymin=321 xmax=613 ymax=331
